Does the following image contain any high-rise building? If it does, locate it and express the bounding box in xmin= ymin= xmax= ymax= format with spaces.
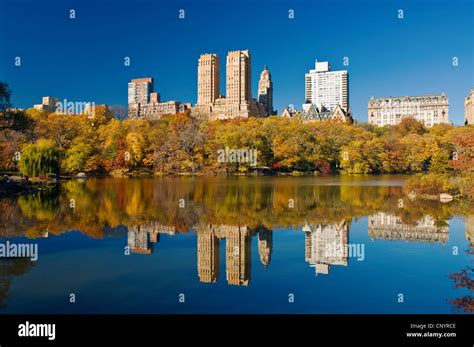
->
xmin=197 ymin=54 xmax=220 ymax=106
xmin=226 ymin=50 xmax=251 ymax=104
xmin=128 ymin=77 xmax=153 ymax=106
xmin=465 ymin=89 xmax=474 ymax=125
xmin=303 ymin=61 xmax=348 ymax=113
xmin=128 ymin=77 xmax=189 ymax=118
xmin=192 ymin=50 xmax=267 ymax=120
xmin=368 ymin=93 xmax=449 ymax=127
xmin=258 ymin=65 xmax=274 ymax=115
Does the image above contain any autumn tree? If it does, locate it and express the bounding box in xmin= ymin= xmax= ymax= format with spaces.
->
xmin=394 ymin=117 xmax=426 ymax=137
xmin=449 ymin=126 xmax=474 ymax=173
xmin=169 ymin=113 xmax=206 ymax=174
xmin=36 ymin=113 xmax=81 ymax=150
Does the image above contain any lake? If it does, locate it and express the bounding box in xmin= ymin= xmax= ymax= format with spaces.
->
xmin=0 ymin=175 xmax=472 ymax=313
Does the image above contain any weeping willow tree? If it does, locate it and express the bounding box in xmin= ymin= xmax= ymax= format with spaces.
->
xmin=19 ymin=139 xmax=60 ymax=177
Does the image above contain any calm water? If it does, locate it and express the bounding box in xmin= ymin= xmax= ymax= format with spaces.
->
xmin=0 ymin=175 xmax=472 ymax=314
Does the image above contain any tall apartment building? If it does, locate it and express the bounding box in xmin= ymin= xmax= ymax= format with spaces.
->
xmin=226 ymin=50 xmax=251 ymax=104
xmin=192 ymin=50 xmax=267 ymax=119
xmin=128 ymin=78 xmax=153 ymax=105
xmin=465 ymin=89 xmax=474 ymax=125
xmin=303 ymin=61 xmax=348 ymax=113
xmin=258 ymin=65 xmax=274 ymax=115
xmin=368 ymin=93 xmax=449 ymax=127
xmin=128 ymin=77 xmax=189 ymax=118
xmin=197 ymin=54 xmax=220 ymax=106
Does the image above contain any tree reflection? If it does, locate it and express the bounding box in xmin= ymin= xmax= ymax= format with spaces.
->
xmin=0 ymin=258 xmax=35 ymax=307
xmin=1 ymin=177 xmax=471 ymax=239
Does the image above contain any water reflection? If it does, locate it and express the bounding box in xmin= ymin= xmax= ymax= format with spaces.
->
xmin=303 ymin=220 xmax=349 ymax=275
xmin=368 ymin=213 xmax=449 ymax=244
xmin=466 ymin=215 xmax=474 ymax=247
xmin=128 ymin=224 xmax=176 ymax=254
xmin=0 ymin=177 xmax=472 ymax=311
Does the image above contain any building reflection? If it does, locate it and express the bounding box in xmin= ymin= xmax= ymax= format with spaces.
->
xmin=257 ymin=226 xmax=273 ymax=268
xmin=302 ymin=220 xmax=349 ymax=275
xmin=368 ymin=212 xmax=449 ymax=244
xmin=123 ymin=212 xmax=457 ymax=286
xmin=465 ymin=215 xmax=473 ymax=247
xmin=195 ymin=224 xmax=273 ymax=286
xmin=196 ymin=225 xmax=220 ymax=283
xmin=127 ymin=223 xmax=176 ymax=254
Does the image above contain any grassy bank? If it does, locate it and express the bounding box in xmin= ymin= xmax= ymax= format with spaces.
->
xmin=403 ymin=173 xmax=474 ymax=200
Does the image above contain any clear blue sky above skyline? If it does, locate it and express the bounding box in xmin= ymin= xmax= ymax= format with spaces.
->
xmin=1 ymin=0 xmax=473 ymax=124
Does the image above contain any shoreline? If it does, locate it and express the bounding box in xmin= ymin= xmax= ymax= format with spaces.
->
xmin=1 ymin=171 xmax=470 ymax=202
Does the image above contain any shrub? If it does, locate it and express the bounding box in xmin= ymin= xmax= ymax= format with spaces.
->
xmin=403 ymin=174 xmax=451 ymax=196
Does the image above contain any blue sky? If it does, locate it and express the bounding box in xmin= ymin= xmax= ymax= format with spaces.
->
xmin=1 ymin=0 xmax=473 ymax=124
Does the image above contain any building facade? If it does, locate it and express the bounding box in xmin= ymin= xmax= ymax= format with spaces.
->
xmin=303 ymin=61 xmax=348 ymax=113
xmin=226 ymin=50 xmax=251 ymax=105
xmin=33 ymin=96 xmax=58 ymax=113
xmin=368 ymin=93 xmax=449 ymax=127
xmin=465 ymin=89 xmax=474 ymax=125
xmin=258 ymin=65 xmax=274 ymax=115
xmin=192 ymin=50 xmax=267 ymax=120
xmin=197 ymin=54 xmax=220 ymax=106
xmin=128 ymin=77 xmax=189 ymax=118
xmin=128 ymin=77 xmax=153 ymax=106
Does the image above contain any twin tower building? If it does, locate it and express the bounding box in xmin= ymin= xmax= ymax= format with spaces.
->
xmin=128 ymin=50 xmax=274 ymax=120
xmin=193 ymin=50 xmax=274 ymax=119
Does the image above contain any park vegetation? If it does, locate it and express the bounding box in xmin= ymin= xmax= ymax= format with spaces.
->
xmin=1 ymin=82 xmax=473 ymax=198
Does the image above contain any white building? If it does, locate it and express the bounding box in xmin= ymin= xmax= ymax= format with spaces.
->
xmin=33 ymin=96 xmax=58 ymax=113
xmin=303 ymin=61 xmax=348 ymax=113
xmin=368 ymin=93 xmax=449 ymax=127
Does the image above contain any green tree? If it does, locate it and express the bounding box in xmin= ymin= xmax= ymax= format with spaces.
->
xmin=19 ymin=139 xmax=60 ymax=177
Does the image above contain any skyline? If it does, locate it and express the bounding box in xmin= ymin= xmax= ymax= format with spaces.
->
xmin=1 ymin=0 xmax=473 ymax=124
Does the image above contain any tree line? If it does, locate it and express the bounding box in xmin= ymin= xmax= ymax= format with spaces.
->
xmin=1 ymin=82 xmax=473 ymax=182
